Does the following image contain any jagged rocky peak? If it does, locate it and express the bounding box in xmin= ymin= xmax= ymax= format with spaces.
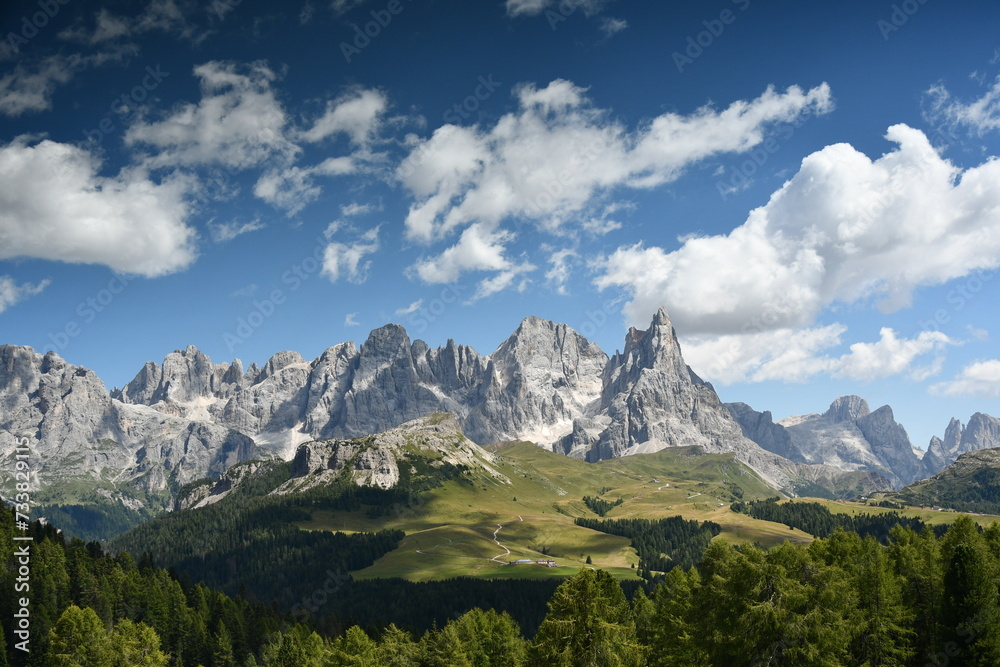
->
xmin=823 ymin=395 xmax=871 ymax=422
xmin=463 ymin=316 xmax=607 ymax=445
xmin=551 ymin=307 xmax=798 ymax=492
xmin=115 ymin=345 xmax=247 ymax=405
xmin=614 ymin=307 xmax=688 ymax=377
xmin=0 ymin=345 xmax=260 ymax=503
xmin=491 ymin=315 xmax=608 ymax=389
xmin=257 ymin=350 xmax=307 ymax=382
xmin=962 ymin=413 xmax=1000 ymax=452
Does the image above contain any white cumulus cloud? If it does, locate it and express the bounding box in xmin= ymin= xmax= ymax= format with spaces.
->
xmin=398 ymin=80 xmax=832 ymax=244
xmin=930 ymin=360 xmax=1000 ymax=397
xmin=681 ymin=326 xmax=955 ymax=385
xmin=301 ymin=88 xmax=387 ymax=145
xmin=125 ymin=61 xmax=297 ymax=169
xmin=925 ymin=77 xmax=1000 ymax=135
xmin=0 ymin=137 xmax=196 ymax=276
xmin=597 ymin=124 xmax=1000 ymax=337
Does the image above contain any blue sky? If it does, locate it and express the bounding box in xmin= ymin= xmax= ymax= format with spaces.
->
xmin=2 ymin=0 xmax=1000 ymax=449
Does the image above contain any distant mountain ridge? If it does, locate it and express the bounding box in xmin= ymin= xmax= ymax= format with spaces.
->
xmin=725 ymin=397 xmax=1000 ymax=488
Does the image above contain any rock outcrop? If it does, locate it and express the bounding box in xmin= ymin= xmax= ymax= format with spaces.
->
xmin=724 ymin=402 xmax=803 ymax=463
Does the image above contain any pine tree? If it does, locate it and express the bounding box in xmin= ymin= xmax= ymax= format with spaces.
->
xmin=45 ymin=605 xmax=113 ymax=667
xmin=848 ymin=537 xmax=914 ymax=666
xmin=212 ymin=621 xmax=238 ymax=667
xmin=109 ymin=618 xmax=169 ymax=667
xmin=530 ymin=568 xmax=645 ymax=667
xmin=373 ymin=625 xmax=421 ymax=666
xmin=330 ymin=625 xmax=379 ymax=665
xmin=445 ymin=608 xmax=527 ymax=666
xmin=943 ymin=543 xmax=1000 ymax=665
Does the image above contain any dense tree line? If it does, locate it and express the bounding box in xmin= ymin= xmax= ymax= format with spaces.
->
xmin=582 ymin=495 xmax=624 ymax=517
xmin=0 ymin=507 xmax=284 ymax=667
xmin=897 ymin=466 xmax=1000 ymax=515
xmin=32 ymin=501 xmax=156 ymax=543
xmin=8 ymin=502 xmax=1000 ymax=665
xmin=574 ymin=516 xmax=721 ymax=574
xmin=731 ymin=497 xmax=950 ymax=542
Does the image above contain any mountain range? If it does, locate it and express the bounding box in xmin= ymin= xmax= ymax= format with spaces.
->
xmin=2 ymin=307 xmax=998 ymax=517
xmin=726 ymin=397 xmax=1000 ymax=487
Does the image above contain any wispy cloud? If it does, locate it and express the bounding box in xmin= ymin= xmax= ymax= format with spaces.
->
xmin=209 ymin=217 xmax=266 ymax=243
xmin=0 ymin=276 xmax=51 ymax=314
xmin=395 ymin=299 xmax=423 ymax=315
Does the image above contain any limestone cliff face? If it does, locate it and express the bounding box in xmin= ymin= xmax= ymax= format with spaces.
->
xmin=465 ymin=316 xmax=607 ymax=445
xmin=724 ymin=402 xmax=803 ymax=463
xmin=114 ymin=317 xmax=604 ymax=457
xmin=0 ymin=345 xmax=257 ymax=506
xmin=276 ymin=413 xmax=509 ymax=495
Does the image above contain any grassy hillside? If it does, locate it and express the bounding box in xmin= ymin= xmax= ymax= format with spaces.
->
xmin=294 ymin=441 xmax=810 ymax=581
xmin=784 ymin=497 xmax=1000 ymax=528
